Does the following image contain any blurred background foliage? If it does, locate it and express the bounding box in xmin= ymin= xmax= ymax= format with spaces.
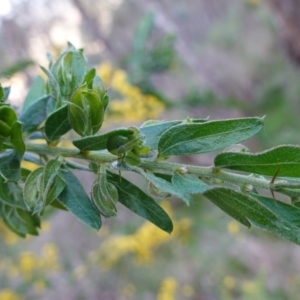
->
xmin=2 ymin=0 xmax=300 ymax=299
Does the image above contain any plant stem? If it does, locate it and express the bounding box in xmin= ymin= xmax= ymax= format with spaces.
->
xmin=25 ymin=142 xmax=272 ymax=191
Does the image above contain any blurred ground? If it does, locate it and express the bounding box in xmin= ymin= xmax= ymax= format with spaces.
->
xmin=1 ymin=0 xmax=300 ymax=299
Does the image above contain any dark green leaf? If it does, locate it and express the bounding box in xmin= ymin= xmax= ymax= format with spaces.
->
xmin=0 ymin=204 xmax=26 ymax=237
xmin=0 ymin=150 xmax=21 ymax=181
xmin=57 ymin=168 xmax=101 ymax=230
xmin=204 ymin=187 xmax=300 ymax=245
xmin=16 ymin=209 xmax=39 ymax=235
xmin=0 ymin=179 xmax=27 ymax=209
xmin=22 ymin=76 xmax=45 ymax=112
xmin=158 ymin=117 xmax=264 ymax=156
xmin=250 ymin=193 xmax=300 ymax=228
xmin=44 ymin=105 xmax=71 ymax=141
xmin=19 ymin=95 xmax=55 ymax=132
xmin=0 ymin=106 xmax=17 ymax=137
xmin=10 ymin=121 xmax=25 ymax=157
xmin=108 ymin=172 xmax=173 ymax=233
xmin=50 ymin=200 xmax=68 ymax=210
xmin=215 ymin=145 xmax=300 ymax=178
xmin=172 ymin=173 xmax=210 ymax=194
xmin=204 ymin=188 xmax=251 ymax=228
xmin=72 ymin=128 xmax=134 ymax=151
xmin=139 ymin=120 xmax=181 ymax=149
xmin=0 ymin=203 xmax=40 ymax=237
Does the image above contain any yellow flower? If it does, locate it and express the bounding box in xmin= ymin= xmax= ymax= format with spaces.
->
xmin=40 ymin=221 xmax=51 ymax=233
xmin=96 ymin=200 xmax=192 ymax=268
xmin=18 ymin=251 xmax=37 ymax=279
xmin=4 ymin=231 xmax=19 ymax=245
xmin=227 ymin=220 xmax=240 ymax=236
xmin=97 ymin=61 xmax=164 ymax=123
xmin=223 ymin=276 xmax=236 ymax=289
xmin=98 ymin=61 xmax=113 ymax=85
xmin=157 ymin=277 xmax=178 ymax=300
xmin=0 ymin=289 xmax=23 ymax=300
xmin=242 ymin=280 xmax=257 ymax=293
xmin=40 ymin=243 xmax=61 ymax=271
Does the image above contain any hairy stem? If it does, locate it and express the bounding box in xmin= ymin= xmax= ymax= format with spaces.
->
xmin=25 ymin=142 xmax=274 ymax=191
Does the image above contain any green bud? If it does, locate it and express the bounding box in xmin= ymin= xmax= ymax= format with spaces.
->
xmin=0 ymin=106 xmax=17 ymax=137
xmin=68 ymin=85 xmax=104 ymax=136
xmin=91 ymin=172 xmax=118 ymax=218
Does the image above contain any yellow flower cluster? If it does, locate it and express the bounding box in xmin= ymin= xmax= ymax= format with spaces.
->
xmin=0 ymin=289 xmax=23 ymax=300
xmin=2 ymin=243 xmax=60 ymax=282
xmin=156 ymin=277 xmax=178 ymax=300
xmin=95 ymin=201 xmax=191 ymax=269
xmin=98 ymin=61 xmax=165 ymax=123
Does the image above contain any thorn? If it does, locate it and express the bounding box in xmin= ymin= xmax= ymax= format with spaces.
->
xmin=269 ymin=166 xmax=281 ymax=200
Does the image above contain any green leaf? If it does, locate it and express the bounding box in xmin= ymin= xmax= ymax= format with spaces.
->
xmin=44 ymin=105 xmax=71 ymax=141
xmin=215 ymin=145 xmax=300 ymax=178
xmin=84 ymin=68 xmax=96 ymax=89
xmin=172 ymin=173 xmax=210 ymax=194
xmin=0 ymin=203 xmax=40 ymax=237
xmin=139 ymin=120 xmax=181 ymax=149
xmin=42 ymin=160 xmax=66 ymax=206
xmin=108 ymin=172 xmax=173 ymax=233
xmin=22 ymin=76 xmax=45 ymax=112
xmin=93 ymin=76 xmax=108 ymax=109
xmin=135 ymin=169 xmax=192 ymax=205
xmin=23 ymin=168 xmax=44 ymax=210
xmin=203 ymin=188 xmax=251 ymax=228
xmin=72 ymin=128 xmax=134 ymax=151
xmin=0 ymin=179 xmax=27 ymax=209
xmin=0 ymin=204 xmax=26 ymax=237
xmin=0 ymin=150 xmax=21 ymax=181
xmin=158 ymin=117 xmax=264 ymax=156
xmin=61 ymin=51 xmax=86 ymax=96
xmin=19 ymin=96 xmax=55 ymax=132
xmin=10 ymin=121 xmax=25 ymax=157
xmin=40 ymin=66 xmax=61 ymax=101
xmin=57 ymin=168 xmax=101 ymax=230
xmin=204 ymin=187 xmax=300 ymax=245
xmin=250 ymin=193 xmax=300 ymax=228
xmin=16 ymin=209 xmax=39 ymax=235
